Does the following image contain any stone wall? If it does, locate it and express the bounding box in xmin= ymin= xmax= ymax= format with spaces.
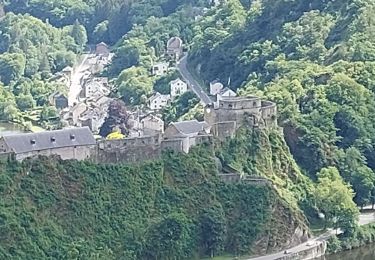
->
xmin=211 ymin=121 xmax=237 ymax=139
xmin=161 ymin=138 xmax=184 ymax=153
xmin=15 ymin=145 xmax=95 ymax=161
xmin=93 ymin=134 xmax=213 ymax=163
xmin=274 ymin=241 xmax=327 ymax=260
xmin=94 ymin=135 xmax=162 ymax=163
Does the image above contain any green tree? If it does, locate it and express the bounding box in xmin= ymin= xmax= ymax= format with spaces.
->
xmin=315 ymin=167 xmax=359 ymax=233
xmin=199 ymin=206 xmax=227 ymax=258
xmin=145 ymin=213 xmax=194 ymax=260
xmin=70 ymin=20 xmax=88 ymax=52
xmin=40 ymin=105 xmax=58 ymax=121
xmin=116 ymin=66 xmax=153 ymax=105
xmin=16 ymin=94 xmax=35 ymax=111
xmin=337 ymin=148 xmax=375 ymax=207
xmin=0 ymin=53 xmax=26 ymax=85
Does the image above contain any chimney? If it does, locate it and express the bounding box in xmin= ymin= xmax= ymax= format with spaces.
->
xmin=51 ymin=137 xmax=56 ymax=143
xmin=30 ymin=139 xmax=36 ymax=145
xmin=70 ymin=134 xmax=76 ymax=141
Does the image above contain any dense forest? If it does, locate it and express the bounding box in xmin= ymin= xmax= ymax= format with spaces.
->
xmin=0 ymin=0 xmax=375 ymax=258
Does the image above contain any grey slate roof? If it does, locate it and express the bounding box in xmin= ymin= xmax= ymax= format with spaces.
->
xmin=171 ymin=120 xmax=209 ymax=135
xmin=2 ymin=127 xmax=96 ymax=154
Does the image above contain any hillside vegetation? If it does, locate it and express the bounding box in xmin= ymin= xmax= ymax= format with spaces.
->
xmin=0 ymin=139 xmax=305 ymax=259
xmin=0 ymin=0 xmax=373 ymax=258
xmin=190 ymin=0 xmax=375 ymax=210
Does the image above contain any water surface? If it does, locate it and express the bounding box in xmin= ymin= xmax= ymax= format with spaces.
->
xmin=324 ymin=244 xmax=375 ymax=260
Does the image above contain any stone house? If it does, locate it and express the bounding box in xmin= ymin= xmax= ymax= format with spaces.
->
xmin=79 ymin=111 xmax=104 ymax=134
xmin=95 ymin=42 xmax=110 ymax=57
xmin=49 ymin=91 xmax=68 ymax=110
xmin=70 ymin=103 xmax=88 ymax=125
xmin=164 ymin=120 xmax=211 ymax=153
xmin=210 ymin=80 xmax=224 ymax=95
xmin=80 ymin=79 xmax=109 ymax=99
xmin=170 ymin=78 xmax=188 ymax=98
xmin=61 ymin=66 xmax=73 ymax=78
xmin=152 ymin=62 xmax=169 ymax=76
xmin=0 ymin=127 xmax=96 ymax=161
xmin=141 ymin=115 xmax=164 ymax=135
xmin=148 ymin=92 xmax=171 ymax=110
xmin=167 ymin=37 xmax=183 ymax=61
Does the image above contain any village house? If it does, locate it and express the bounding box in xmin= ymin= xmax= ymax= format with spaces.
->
xmin=167 ymin=37 xmax=183 ymax=61
xmin=164 ymin=120 xmax=211 ymax=153
xmin=170 ymin=78 xmax=188 ymax=98
xmin=95 ymin=42 xmax=110 ymax=57
xmin=49 ymin=91 xmax=68 ymax=110
xmin=69 ymin=103 xmax=88 ymax=125
xmin=141 ymin=115 xmax=164 ymax=135
xmin=61 ymin=66 xmax=73 ymax=78
xmin=77 ymin=96 xmax=111 ymax=132
xmin=79 ymin=110 xmax=104 ymax=134
xmin=80 ymin=79 xmax=110 ymax=99
xmin=209 ymin=80 xmax=224 ymax=95
xmin=148 ymin=92 xmax=171 ymax=110
xmin=152 ymin=62 xmax=169 ymax=76
xmin=0 ymin=127 xmax=96 ymax=161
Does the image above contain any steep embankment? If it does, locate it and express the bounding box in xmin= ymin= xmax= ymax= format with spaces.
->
xmin=0 ymin=128 xmax=308 ymax=259
xmin=190 ymin=0 xmax=375 ymax=214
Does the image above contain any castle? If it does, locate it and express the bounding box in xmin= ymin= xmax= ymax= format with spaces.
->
xmin=0 ymin=96 xmax=277 ymax=163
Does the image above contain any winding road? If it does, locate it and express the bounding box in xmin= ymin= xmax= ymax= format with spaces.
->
xmin=177 ymin=54 xmax=212 ymax=105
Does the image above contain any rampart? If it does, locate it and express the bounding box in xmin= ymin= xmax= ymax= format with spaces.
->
xmin=205 ymin=96 xmax=277 ymax=139
xmin=92 ymin=134 xmax=213 ymax=164
xmin=94 ymin=135 xmax=162 ymax=163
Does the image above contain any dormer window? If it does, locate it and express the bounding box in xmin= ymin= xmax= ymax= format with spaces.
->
xmin=30 ymin=139 xmax=36 ymax=145
xmin=51 ymin=137 xmax=56 ymax=143
xmin=70 ymin=134 xmax=76 ymax=141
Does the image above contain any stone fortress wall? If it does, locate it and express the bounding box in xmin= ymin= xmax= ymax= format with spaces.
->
xmin=205 ymin=96 xmax=277 ymax=139
xmin=93 ymin=95 xmax=277 ymax=164
xmin=93 ymin=134 xmax=212 ymax=164
xmin=0 ymin=95 xmax=276 ymax=164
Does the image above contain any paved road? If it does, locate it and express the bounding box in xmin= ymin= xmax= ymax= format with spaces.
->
xmin=68 ymin=51 xmax=92 ymax=106
xmin=248 ymin=212 xmax=375 ymax=260
xmin=177 ymin=55 xmax=212 ymax=105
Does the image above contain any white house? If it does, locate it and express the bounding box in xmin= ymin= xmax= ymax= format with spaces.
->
xmin=148 ymin=92 xmax=171 ymax=110
xmin=152 ymin=62 xmax=169 ymax=76
xmin=80 ymin=80 xmax=109 ymax=99
xmin=170 ymin=78 xmax=188 ymax=98
xmin=210 ymin=80 xmax=224 ymax=95
xmin=215 ymin=87 xmax=237 ymax=108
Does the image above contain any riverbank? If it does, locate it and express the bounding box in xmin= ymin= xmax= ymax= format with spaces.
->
xmin=327 ymin=223 xmax=375 ymax=255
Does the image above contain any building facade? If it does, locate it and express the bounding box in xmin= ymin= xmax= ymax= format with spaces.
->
xmin=170 ymin=78 xmax=188 ymax=98
xmin=148 ymin=92 xmax=171 ymax=110
xmin=0 ymin=127 xmax=96 ymax=161
xmin=152 ymin=63 xmax=169 ymax=76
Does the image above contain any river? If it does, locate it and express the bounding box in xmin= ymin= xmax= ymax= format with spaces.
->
xmin=324 ymin=244 xmax=375 ymax=260
xmin=0 ymin=122 xmax=25 ymax=135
